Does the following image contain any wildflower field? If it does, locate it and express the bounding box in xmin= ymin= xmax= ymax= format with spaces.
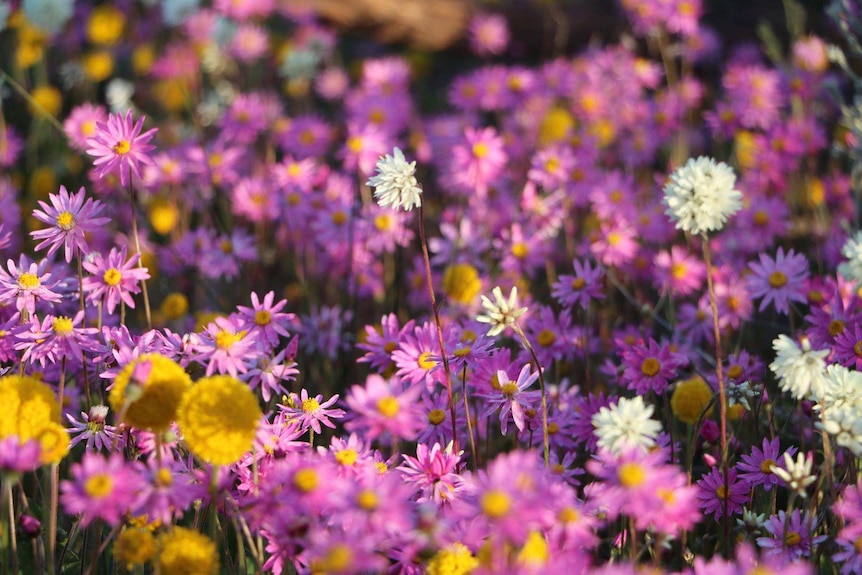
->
xmin=2 ymin=0 xmax=862 ymax=573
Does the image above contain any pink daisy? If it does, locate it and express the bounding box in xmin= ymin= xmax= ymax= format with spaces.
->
xmin=652 ymin=245 xmax=706 ymax=297
xmin=60 ymin=453 xmax=144 ymax=527
xmin=63 ymin=103 xmax=108 ymax=152
xmin=82 ymin=247 xmax=150 ymax=315
xmin=747 ymin=246 xmax=810 ymax=315
xmin=0 ymin=257 xmax=63 ymax=315
xmin=31 ymin=185 xmax=111 ymax=263
xmin=620 ymin=338 xmax=685 ymax=395
xmin=450 ymin=126 xmax=508 ymax=196
xmin=344 ymin=374 xmax=424 ymax=443
xmin=85 ymin=110 xmax=158 ymax=187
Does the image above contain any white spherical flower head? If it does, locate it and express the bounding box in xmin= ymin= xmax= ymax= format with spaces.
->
xmin=476 ymin=286 xmax=527 ymax=336
xmin=366 ymin=147 xmax=423 ymax=212
xmin=769 ymin=334 xmax=829 ymax=401
xmin=591 ymin=395 xmax=662 ymax=455
xmin=663 ymin=156 xmax=742 ymax=235
xmin=838 ymin=231 xmax=862 ymax=284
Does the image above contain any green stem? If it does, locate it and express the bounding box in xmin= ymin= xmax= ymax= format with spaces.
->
xmin=127 ymin=182 xmax=152 ymax=330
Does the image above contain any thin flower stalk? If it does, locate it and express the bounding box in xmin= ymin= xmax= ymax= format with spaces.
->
xmin=512 ymin=324 xmax=550 ymax=467
xmin=127 ymin=182 xmax=152 ymax=329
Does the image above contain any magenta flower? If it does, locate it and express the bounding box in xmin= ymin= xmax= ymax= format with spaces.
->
xmin=620 ymin=338 xmax=685 ymax=395
xmin=757 ymin=509 xmax=825 ymax=560
xmin=236 ymin=291 xmax=295 ymax=351
xmin=736 ymin=437 xmax=796 ymax=492
xmin=65 ymin=405 xmax=119 ymax=452
xmin=344 ymin=374 xmax=424 ymax=443
xmin=478 ymin=363 xmax=541 ymax=434
xmin=0 ymin=437 xmax=42 ymax=475
xmin=747 ymin=247 xmax=810 ymax=315
xmin=450 ymin=126 xmax=507 ymax=196
xmin=85 ymin=110 xmax=158 ymax=187
xmin=31 ymin=186 xmax=111 ymax=263
xmin=194 ymin=315 xmax=256 ymax=377
xmin=60 ymin=453 xmax=144 ymax=527
xmin=281 ymin=389 xmax=345 ymax=435
xmin=0 ymin=257 xmax=62 ymax=315
xmin=551 ymin=258 xmax=605 ymax=311
xmin=652 ymin=245 xmax=706 ymax=297
xmin=82 ymin=247 xmax=150 ymax=315
xmin=696 ymin=466 xmax=749 ymax=519
xmin=14 ymin=311 xmax=100 ymax=366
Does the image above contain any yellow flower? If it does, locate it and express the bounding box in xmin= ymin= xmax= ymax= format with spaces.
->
xmin=0 ymin=375 xmax=61 ymax=440
xmin=155 ymin=527 xmax=218 ymax=575
xmin=109 ymin=354 xmax=192 ymax=432
xmin=426 ymin=543 xmax=478 ymax=575
xmin=442 ymin=263 xmax=482 ymax=305
xmin=114 ymin=527 xmax=156 ymax=569
xmin=177 ymin=376 xmax=261 ymax=465
xmin=149 ymin=197 xmax=180 ymax=236
xmin=29 ymin=85 xmax=62 ymax=118
xmin=670 ymin=376 xmax=714 ymax=425
xmin=160 ymin=292 xmax=189 ymax=321
xmin=86 ymin=5 xmax=125 ymax=46
xmin=82 ymin=50 xmax=114 ymax=82
xmin=15 ymin=21 xmax=46 ymax=69
xmin=538 ymin=106 xmax=574 ymax=146
xmin=36 ymin=422 xmax=69 ymax=464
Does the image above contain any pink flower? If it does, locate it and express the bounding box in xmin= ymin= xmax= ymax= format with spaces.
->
xmin=281 ymin=389 xmax=345 ymax=435
xmin=621 ymin=338 xmax=685 ymax=395
xmin=344 ymin=374 xmax=424 ymax=443
xmin=85 ymin=110 xmax=158 ymax=187
xmin=478 ymin=363 xmax=541 ymax=434
xmin=450 ymin=126 xmax=508 ymax=196
xmin=747 ymin=247 xmax=810 ymax=315
xmin=398 ymin=441 xmax=465 ymax=507
xmin=82 ymin=247 xmax=150 ymax=315
xmin=60 ymin=453 xmax=144 ymax=527
xmin=31 ymin=186 xmax=111 ymax=263
xmin=194 ymin=316 xmax=256 ymax=377
xmin=0 ymin=257 xmax=62 ymax=315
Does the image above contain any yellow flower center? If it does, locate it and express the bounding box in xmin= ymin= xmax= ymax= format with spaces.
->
xmin=617 ymin=463 xmax=645 ymax=487
xmin=753 ymin=211 xmax=769 ymax=226
xmin=511 ymin=243 xmax=528 ymax=259
xmin=544 ymin=157 xmax=560 ymax=173
xmin=855 ymin=537 xmax=862 ymax=553
xmin=760 ymin=459 xmax=776 ymax=474
xmin=103 ymin=268 xmax=122 ymax=286
xmin=658 ymin=488 xmax=675 ymax=504
xmin=346 ymin=136 xmax=363 ymax=153
xmin=571 ymin=277 xmax=586 ymax=290
xmin=490 ymin=373 xmax=501 ymax=391
xmin=768 ymin=271 xmax=787 ymax=289
xmin=114 ymin=140 xmax=131 ymax=155
xmin=417 ymin=352 xmax=437 ymax=370
xmin=829 ymin=319 xmax=846 ymax=337
xmin=254 ymin=310 xmax=271 ymax=326
xmin=480 ymin=489 xmax=511 ymax=518
xmin=293 ymin=468 xmax=318 ymax=492
xmin=607 ymin=231 xmax=621 ymax=246
xmin=536 ymin=329 xmax=556 ymax=347
xmin=547 ymin=422 xmax=559 ymax=434
xmin=331 ymin=211 xmax=347 ymax=226
xmin=356 ymin=489 xmax=378 ymax=511
xmin=854 ymin=341 xmax=862 ymax=357
xmin=317 ymin=544 xmax=353 ymax=573
xmin=302 ymin=398 xmax=320 ymax=413
xmin=517 ymin=531 xmax=549 ymax=566
xmin=53 ymin=316 xmax=74 ymax=336
xmin=82 ymin=120 xmax=96 ymax=136
xmin=215 ymin=330 xmax=242 ymax=350
xmin=727 ymin=365 xmax=744 ymax=379
xmin=334 ymin=449 xmax=357 ymax=466
xmin=376 ymin=396 xmax=399 ymax=418
xmin=715 ymin=485 xmax=727 ymax=500
xmin=56 ymin=211 xmax=75 ymax=230
xmin=428 ymin=409 xmax=446 ymax=425
xmin=453 ymin=347 xmax=471 ymax=358
xmin=784 ymin=531 xmax=801 ymax=546
xmin=17 ymin=273 xmax=40 ymax=289
xmin=671 ymin=262 xmax=687 ymax=280
xmin=156 ymin=467 xmax=173 ymax=487
xmin=374 ymin=214 xmax=392 ymax=231
xmin=501 ymin=382 xmax=518 ymax=398
xmin=383 ymin=342 xmax=397 ymax=354
xmin=84 ymin=474 xmax=114 ymax=498
xmin=640 ymin=357 xmax=660 ymax=377
xmin=558 ymin=507 xmax=578 ymax=523
xmin=472 ymin=142 xmax=488 ymax=158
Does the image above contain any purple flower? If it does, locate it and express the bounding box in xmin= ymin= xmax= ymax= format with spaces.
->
xmin=736 ymin=437 xmax=796 ymax=492
xmin=31 ymin=186 xmax=111 ymax=263
xmin=236 ymin=291 xmax=295 ymax=351
xmin=757 ymin=509 xmax=826 ymax=560
xmin=0 ymin=257 xmax=62 ymax=316
xmin=621 ymin=338 xmax=685 ymax=395
xmin=696 ymin=466 xmax=750 ymax=519
xmin=65 ymin=405 xmax=120 ymax=452
xmin=82 ymin=247 xmax=150 ymax=315
xmin=14 ymin=311 xmax=100 ymax=366
xmin=0 ymin=437 xmax=42 ymax=475
xmin=60 ymin=453 xmax=144 ymax=527
xmin=747 ymin=247 xmax=810 ymax=315
xmin=398 ymin=441 xmax=465 ymax=507
xmin=281 ymin=389 xmax=345 ymax=435
xmin=194 ymin=316 xmax=256 ymax=377
xmin=85 ymin=110 xmax=158 ymax=187
xmin=478 ymin=363 xmax=541 ymax=434
xmin=344 ymin=374 xmax=424 ymax=443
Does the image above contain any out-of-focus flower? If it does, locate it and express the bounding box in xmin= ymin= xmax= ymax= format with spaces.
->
xmin=663 ymin=156 xmax=742 ymax=235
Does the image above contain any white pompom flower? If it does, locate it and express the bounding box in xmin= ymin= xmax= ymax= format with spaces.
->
xmin=366 ymin=147 xmax=423 ymax=212
xmin=662 ymin=156 xmax=742 ymax=235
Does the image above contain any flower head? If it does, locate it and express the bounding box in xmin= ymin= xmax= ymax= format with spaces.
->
xmin=366 ymin=147 xmax=422 ymax=212
xmin=155 ymin=527 xmax=218 ymax=575
xmin=663 ymin=156 xmax=742 ymax=235
xmin=769 ymin=334 xmax=829 ymax=400
xmin=591 ymin=395 xmax=662 ymax=455
xmin=476 ymin=286 xmax=528 ymax=336
xmin=771 ymin=451 xmax=817 ymax=498
xmin=85 ymin=109 xmax=157 ymax=186
xmin=31 ymin=186 xmax=110 ymax=263
xmin=82 ymin=247 xmax=150 ymax=315
xmin=109 ymin=354 xmax=192 ymax=432
xmin=60 ymin=453 xmax=143 ymax=527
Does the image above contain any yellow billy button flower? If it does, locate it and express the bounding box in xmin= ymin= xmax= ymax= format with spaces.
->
xmin=670 ymin=376 xmax=714 ymax=425
xmin=155 ymin=527 xmax=218 ymax=575
xmin=0 ymin=375 xmax=63 ymax=447
xmin=442 ymin=263 xmax=482 ymax=305
xmin=177 ymin=375 xmax=262 ymax=466
xmin=426 ymin=543 xmax=478 ymax=575
xmin=114 ymin=527 xmax=156 ymax=570
xmin=109 ymin=354 xmax=192 ymax=432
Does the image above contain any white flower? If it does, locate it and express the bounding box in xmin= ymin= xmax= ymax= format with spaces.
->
xmin=816 ymin=364 xmax=862 ymax=412
xmin=662 ymin=156 xmax=742 ymax=235
xmin=769 ymin=334 xmax=829 ymax=400
xmin=476 ymin=286 xmax=527 ymax=337
xmin=366 ymin=147 xmax=423 ymax=212
xmin=818 ymin=403 xmax=862 ymax=456
xmin=838 ymin=231 xmax=862 ymax=284
xmin=770 ymin=452 xmax=817 ymax=498
xmin=162 ymin=0 xmax=200 ymax=27
xmin=591 ymin=396 xmax=662 ymax=455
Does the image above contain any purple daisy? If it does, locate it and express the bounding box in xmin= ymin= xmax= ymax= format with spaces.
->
xmin=620 ymin=338 xmax=685 ymax=395
xmin=85 ymin=110 xmax=158 ymax=187
xmin=81 ymin=247 xmax=150 ymax=315
xmin=398 ymin=441 xmax=465 ymax=507
xmin=60 ymin=452 xmax=144 ymax=527
xmin=0 ymin=257 xmax=62 ymax=316
xmin=696 ymin=466 xmax=750 ymax=520
xmin=551 ymin=258 xmax=605 ymax=311
xmin=478 ymin=363 xmax=541 ymax=435
xmin=343 ymin=374 xmax=424 ymax=443
xmin=736 ymin=437 xmax=796 ymax=492
xmin=31 ymin=186 xmax=111 ymax=263
xmin=281 ymin=389 xmax=346 ymax=435
xmin=757 ymin=509 xmax=826 ymax=560
xmin=747 ymin=247 xmax=810 ymax=315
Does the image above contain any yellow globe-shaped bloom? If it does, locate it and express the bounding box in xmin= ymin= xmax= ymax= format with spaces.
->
xmin=0 ymin=375 xmax=61 ymax=440
xmin=114 ymin=527 xmax=156 ymax=570
xmin=177 ymin=376 xmax=261 ymax=466
xmin=155 ymin=527 xmax=217 ymax=575
xmin=670 ymin=376 xmax=714 ymax=425
xmin=109 ymin=354 xmax=192 ymax=432
xmin=442 ymin=263 xmax=482 ymax=305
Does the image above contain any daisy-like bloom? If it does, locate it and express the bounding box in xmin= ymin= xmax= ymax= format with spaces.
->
xmin=0 ymin=257 xmax=62 ymax=316
xmin=177 ymin=375 xmax=262 ymax=466
xmin=736 ymin=437 xmax=796 ymax=492
xmin=479 ymin=364 xmax=541 ymax=434
xmin=85 ymin=109 xmax=158 ymax=187
xmin=551 ymin=258 xmax=605 ymax=310
xmin=747 ymin=247 xmax=810 ymax=315
xmin=662 ymin=156 xmax=743 ymax=235
xmin=280 ymin=389 xmax=345 ymax=435
xmin=769 ymin=334 xmax=829 ymax=400
xmin=65 ymin=405 xmax=119 ymax=451
xmin=60 ymin=452 xmax=144 ymax=527
xmin=63 ymin=103 xmax=108 ymax=152
xmin=772 ymin=451 xmax=817 ymax=498
xmin=476 ymin=286 xmax=528 ymax=337
xmin=468 ymin=12 xmax=509 ymax=56
xmin=0 ymin=436 xmax=42 ymax=475
xmin=652 ymin=245 xmax=706 ymax=297
xmin=31 ymin=186 xmax=110 ymax=263
xmin=366 ymin=147 xmax=422 ymax=212
xmin=235 ymin=291 xmax=294 ymax=351
xmin=344 ymin=374 xmax=424 ymax=443
xmin=758 ymin=509 xmax=825 ymax=560
xmin=591 ymin=395 xmax=662 ymax=455
xmin=82 ymin=247 xmax=150 ymax=315
xmin=620 ymin=338 xmax=685 ymax=395
xmin=839 ymin=231 xmax=862 ymax=283
xmin=14 ymin=311 xmax=100 ymax=366
xmin=195 ymin=316 xmax=256 ymax=377
xmin=696 ymin=466 xmax=750 ymax=519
